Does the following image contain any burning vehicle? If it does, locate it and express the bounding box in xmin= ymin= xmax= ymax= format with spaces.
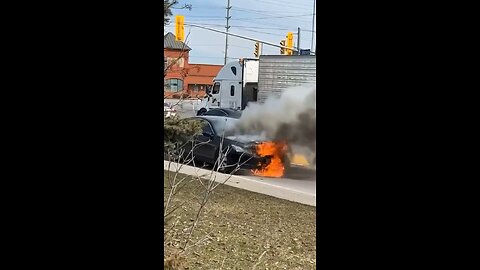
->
xmin=251 ymin=140 xmax=289 ymax=178
xmin=177 ymin=116 xmax=290 ymax=177
xmin=191 ymin=55 xmax=316 ymax=172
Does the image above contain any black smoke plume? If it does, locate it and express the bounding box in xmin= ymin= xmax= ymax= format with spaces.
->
xmin=233 ymin=85 xmax=316 ymax=164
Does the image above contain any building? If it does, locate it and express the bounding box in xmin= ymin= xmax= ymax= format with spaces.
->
xmin=164 ymin=32 xmax=223 ymax=99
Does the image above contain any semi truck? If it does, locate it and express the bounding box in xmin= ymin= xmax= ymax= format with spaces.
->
xmin=197 ymin=55 xmax=316 ymax=114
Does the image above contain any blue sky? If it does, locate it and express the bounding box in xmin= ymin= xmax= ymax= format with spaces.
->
xmin=164 ymin=0 xmax=316 ymax=64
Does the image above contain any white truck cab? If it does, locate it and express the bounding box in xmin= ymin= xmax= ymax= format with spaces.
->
xmin=198 ymin=59 xmax=259 ymax=114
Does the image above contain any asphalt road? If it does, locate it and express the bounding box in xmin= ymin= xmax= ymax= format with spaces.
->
xmin=165 ymin=98 xmax=199 ymax=118
xmin=236 ymin=166 xmax=316 ymax=195
xmin=164 ymin=159 xmax=316 ymax=206
xmin=242 ymin=168 xmax=317 ymax=195
xmin=187 ymin=161 xmax=316 ymax=197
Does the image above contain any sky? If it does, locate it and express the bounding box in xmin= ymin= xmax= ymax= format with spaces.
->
xmin=164 ymin=0 xmax=316 ymax=65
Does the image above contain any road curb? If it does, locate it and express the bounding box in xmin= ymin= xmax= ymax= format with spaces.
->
xmin=164 ymin=160 xmax=316 ymax=207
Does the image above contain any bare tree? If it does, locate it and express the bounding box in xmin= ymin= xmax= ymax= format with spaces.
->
xmin=164 ymin=0 xmax=178 ymax=26
xmin=164 ymin=0 xmax=192 ymax=26
xmin=163 ymin=120 xmax=253 ymax=268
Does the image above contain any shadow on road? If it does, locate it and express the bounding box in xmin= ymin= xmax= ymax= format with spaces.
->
xmin=166 ymin=158 xmax=316 ymax=181
xmin=283 ymin=166 xmax=316 ymax=180
xmin=236 ymin=165 xmax=316 ymax=181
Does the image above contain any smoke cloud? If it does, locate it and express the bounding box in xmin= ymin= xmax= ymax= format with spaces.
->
xmin=234 ymin=84 xmax=316 ymax=164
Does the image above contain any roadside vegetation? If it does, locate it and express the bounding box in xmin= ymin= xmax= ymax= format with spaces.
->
xmin=164 ymin=172 xmax=316 ymax=269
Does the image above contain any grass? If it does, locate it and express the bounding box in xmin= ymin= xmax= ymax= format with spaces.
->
xmin=164 ymin=171 xmax=316 ymax=269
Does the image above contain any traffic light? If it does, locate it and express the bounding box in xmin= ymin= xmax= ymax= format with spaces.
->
xmin=280 ymin=40 xmax=286 ymax=55
xmin=286 ymin=32 xmax=294 ymax=55
xmin=175 ymin=15 xmax=185 ymax=41
xmin=254 ymin=42 xmax=260 ymax=57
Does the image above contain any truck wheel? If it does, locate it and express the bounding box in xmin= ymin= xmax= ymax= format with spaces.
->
xmin=197 ymin=108 xmax=207 ymax=116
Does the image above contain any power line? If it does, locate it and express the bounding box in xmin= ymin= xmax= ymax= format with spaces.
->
xmin=233 ymin=25 xmax=316 ymax=33
xmin=233 ymin=13 xmax=315 ymax=21
xmin=234 ymin=28 xmax=284 ymax=36
xmin=190 ymin=6 xmax=225 ymax=10
xmin=231 ymin=7 xmax=308 ymax=16
xmin=233 ymin=25 xmax=290 ymax=30
xmin=185 ymin=23 xmax=226 ymax=27
xmin=186 ymin=22 xmax=289 ymax=31
xmin=185 ymin=13 xmax=314 ymax=22
xmin=231 ymin=10 xmax=312 ymax=22
xmin=234 ymin=26 xmax=315 ymax=34
xmin=229 ymin=20 xmax=309 ymax=32
xmin=186 ymin=21 xmax=310 ymax=33
xmin=187 ymin=20 xmax=290 ymax=30
xmin=266 ymin=0 xmax=308 ymax=6
xmin=256 ymin=0 xmax=308 ymax=10
xmin=226 ymin=20 xmax=298 ymax=31
xmin=186 ymin=22 xmax=284 ymax=33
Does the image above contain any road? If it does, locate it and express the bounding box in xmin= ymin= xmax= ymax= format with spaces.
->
xmin=164 ymin=159 xmax=316 ymax=206
xmin=235 ymin=166 xmax=316 ymax=195
xmin=165 ymin=98 xmax=199 ymax=118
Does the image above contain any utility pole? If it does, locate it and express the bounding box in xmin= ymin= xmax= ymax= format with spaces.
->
xmin=297 ymin=27 xmax=301 ymax=55
xmin=224 ymin=0 xmax=231 ymax=65
xmin=311 ymin=0 xmax=316 ymax=52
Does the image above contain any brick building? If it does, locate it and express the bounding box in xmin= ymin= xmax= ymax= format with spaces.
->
xmin=164 ymin=32 xmax=223 ymax=98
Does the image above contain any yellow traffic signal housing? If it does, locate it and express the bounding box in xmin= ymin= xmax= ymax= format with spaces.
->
xmin=286 ymin=32 xmax=294 ymax=55
xmin=254 ymin=42 xmax=260 ymax=57
xmin=175 ymin=15 xmax=185 ymax=41
xmin=280 ymin=40 xmax=286 ymax=55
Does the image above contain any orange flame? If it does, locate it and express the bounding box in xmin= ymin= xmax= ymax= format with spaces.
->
xmin=251 ymin=141 xmax=287 ymax=178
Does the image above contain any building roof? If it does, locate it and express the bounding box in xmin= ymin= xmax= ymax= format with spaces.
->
xmin=164 ymin=32 xmax=191 ymax=51
xmin=187 ymin=64 xmax=223 ymax=77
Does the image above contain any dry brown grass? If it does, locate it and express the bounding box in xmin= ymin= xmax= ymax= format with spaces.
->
xmin=164 ymin=172 xmax=316 ymax=269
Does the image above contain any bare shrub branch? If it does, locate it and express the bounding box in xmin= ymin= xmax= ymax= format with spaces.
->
xmin=164 ymin=119 xmax=254 ymax=256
